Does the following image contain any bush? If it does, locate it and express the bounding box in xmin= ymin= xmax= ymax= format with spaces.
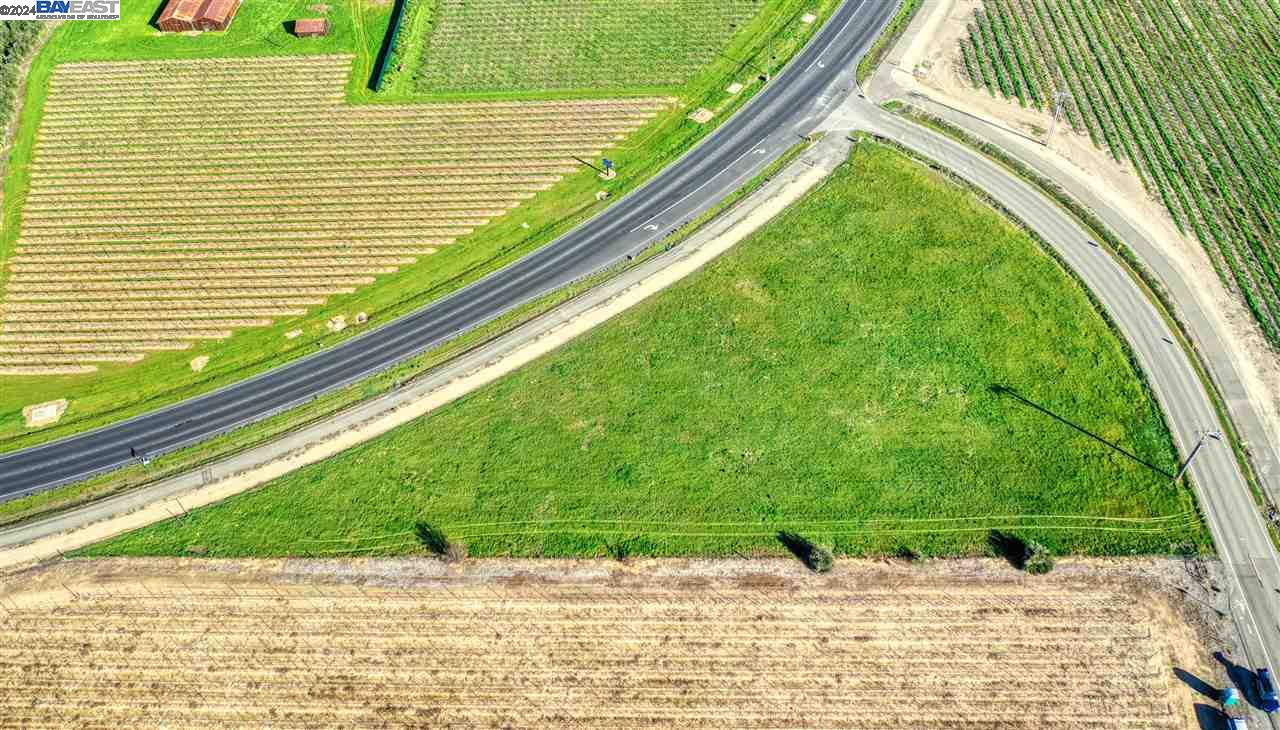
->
xmin=1024 ymin=541 xmax=1055 ymax=575
xmin=777 ymin=531 xmax=834 ymax=573
xmin=989 ymin=530 xmax=1054 ymax=574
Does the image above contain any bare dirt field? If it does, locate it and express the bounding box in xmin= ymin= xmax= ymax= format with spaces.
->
xmin=0 ymin=557 xmax=1225 ymax=728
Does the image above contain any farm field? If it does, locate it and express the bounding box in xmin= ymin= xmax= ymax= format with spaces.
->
xmin=1 ymin=55 xmax=668 ymax=374
xmin=413 ymin=0 xmax=765 ymax=94
xmin=0 ymin=557 xmax=1220 ymax=728
xmin=0 ymin=0 xmax=837 ymax=451
xmin=959 ymin=0 xmax=1280 ymax=347
xmin=81 ymin=144 xmax=1203 ymax=560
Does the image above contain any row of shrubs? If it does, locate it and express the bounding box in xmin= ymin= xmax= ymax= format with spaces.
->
xmin=416 ymin=521 xmax=1055 ymax=575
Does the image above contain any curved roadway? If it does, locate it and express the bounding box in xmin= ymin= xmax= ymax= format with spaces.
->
xmin=835 ymin=99 xmax=1280 ymax=702
xmin=0 ymin=0 xmax=900 ymax=497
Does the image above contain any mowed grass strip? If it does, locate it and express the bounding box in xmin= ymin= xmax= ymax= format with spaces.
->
xmin=80 ymin=145 xmax=1201 ymax=560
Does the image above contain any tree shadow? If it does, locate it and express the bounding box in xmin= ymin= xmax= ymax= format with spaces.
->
xmin=281 ymin=20 xmax=296 ymax=35
xmin=988 ymin=530 xmax=1027 ymax=569
xmin=989 ymin=384 xmax=1174 ymax=478
xmin=367 ymin=0 xmax=406 ymax=91
xmin=777 ymin=531 xmax=832 ymax=572
xmin=1175 ymin=667 xmax=1219 ymax=700
xmin=414 ymin=520 xmax=450 ymax=556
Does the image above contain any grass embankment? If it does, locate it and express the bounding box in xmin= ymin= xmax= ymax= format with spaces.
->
xmin=80 ymin=144 xmax=1205 ymax=560
xmin=0 ymin=0 xmax=838 ymax=451
xmin=960 ymin=0 xmax=1280 ymax=347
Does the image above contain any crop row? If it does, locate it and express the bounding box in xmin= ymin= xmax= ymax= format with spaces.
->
xmin=0 ymin=580 xmax=1180 ymax=729
xmin=413 ymin=0 xmax=761 ymax=93
xmin=961 ymin=0 xmax=1280 ymax=345
xmin=3 ymin=54 xmax=670 ymax=373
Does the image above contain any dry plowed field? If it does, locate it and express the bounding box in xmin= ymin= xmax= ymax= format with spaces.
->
xmin=0 ymin=54 xmax=670 ymax=375
xmin=0 ymin=557 xmax=1218 ymax=728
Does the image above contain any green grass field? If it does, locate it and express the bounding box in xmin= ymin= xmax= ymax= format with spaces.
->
xmin=0 ymin=0 xmax=837 ymax=456
xmin=79 ymin=144 xmax=1205 ymax=560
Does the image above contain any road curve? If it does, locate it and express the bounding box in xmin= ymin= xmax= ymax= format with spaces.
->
xmin=834 ymin=99 xmax=1280 ymax=703
xmin=0 ymin=0 xmax=900 ymax=498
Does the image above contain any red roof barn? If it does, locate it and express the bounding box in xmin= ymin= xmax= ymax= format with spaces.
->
xmin=156 ymin=0 xmax=241 ymax=32
xmin=156 ymin=0 xmax=203 ymax=32
xmin=195 ymin=0 xmax=241 ymax=30
xmin=293 ymin=18 xmax=329 ymax=37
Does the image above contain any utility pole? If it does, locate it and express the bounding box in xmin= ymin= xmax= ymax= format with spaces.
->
xmin=1047 ymin=86 xmax=1072 ymax=146
xmin=1174 ymin=428 xmax=1223 ymax=482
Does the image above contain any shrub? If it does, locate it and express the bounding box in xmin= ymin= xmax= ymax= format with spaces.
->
xmin=777 ymin=531 xmax=834 ymax=573
xmin=1024 ymin=541 xmax=1055 ymax=575
xmin=989 ymin=530 xmax=1054 ymax=574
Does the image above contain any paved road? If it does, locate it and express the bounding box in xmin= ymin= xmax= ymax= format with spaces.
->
xmin=829 ymin=98 xmax=1280 ymax=718
xmin=0 ymin=0 xmax=900 ymax=498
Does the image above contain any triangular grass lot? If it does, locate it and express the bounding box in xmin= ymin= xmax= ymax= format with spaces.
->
xmin=79 ymin=144 xmax=1205 ymax=559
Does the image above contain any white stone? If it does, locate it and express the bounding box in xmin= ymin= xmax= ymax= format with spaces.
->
xmin=355 ymin=311 xmax=369 ymax=325
xmin=726 ymin=82 xmax=744 ymax=95
xmin=801 ymin=12 xmax=817 ymax=23
xmin=285 ymin=329 xmax=303 ymax=339
xmin=327 ymin=315 xmax=347 ymax=333
xmin=189 ymin=355 xmax=209 ymax=373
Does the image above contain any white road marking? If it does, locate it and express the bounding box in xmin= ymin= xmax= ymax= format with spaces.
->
xmin=628 ymin=135 xmax=770 ymax=233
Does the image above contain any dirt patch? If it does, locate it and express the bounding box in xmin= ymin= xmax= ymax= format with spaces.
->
xmin=0 ymin=557 xmax=1225 ymax=728
xmin=689 ymin=107 xmax=715 ymax=123
xmin=21 ymin=398 xmax=67 ymax=428
xmin=188 ymin=355 xmax=208 ymax=372
xmin=326 ymin=314 xmax=346 ymax=332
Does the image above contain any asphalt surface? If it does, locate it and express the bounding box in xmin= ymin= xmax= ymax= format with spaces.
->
xmin=0 ymin=0 xmax=900 ymax=498
xmin=830 ymin=98 xmax=1280 ymax=720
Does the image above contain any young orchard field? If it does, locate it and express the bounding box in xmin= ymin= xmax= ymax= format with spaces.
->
xmin=0 ymin=55 xmax=668 ymax=374
xmin=83 ymin=145 xmax=1199 ymax=560
xmin=960 ymin=0 xmax=1280 ymax=346
xmin=414 ymin=0 xmax=764 ymax=93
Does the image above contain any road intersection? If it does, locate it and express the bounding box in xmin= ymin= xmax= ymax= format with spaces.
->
xmin=3 ymin=3 xmax=1280 ymax=719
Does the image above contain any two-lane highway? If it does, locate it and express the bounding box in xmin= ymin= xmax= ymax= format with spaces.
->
xmin=0 ymin=0 xmax=901 ymax=496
